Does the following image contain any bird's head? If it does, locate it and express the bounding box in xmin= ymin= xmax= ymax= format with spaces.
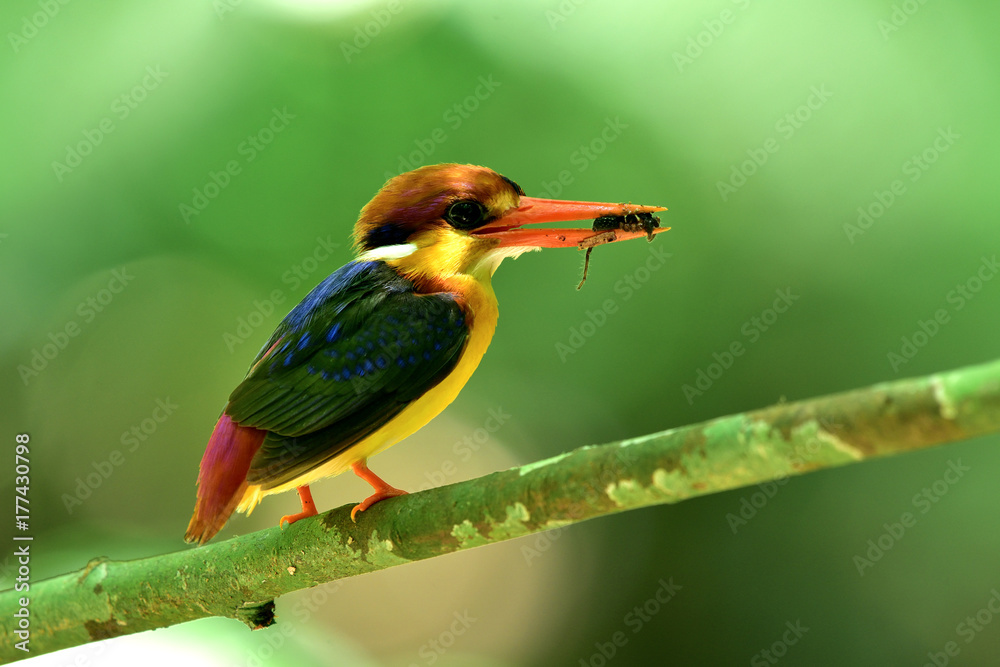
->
xmin=353 ymin=163 xmax=666 ymax=285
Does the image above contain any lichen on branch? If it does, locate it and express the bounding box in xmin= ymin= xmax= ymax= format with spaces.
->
xmin=2 ymin=358 xmax=999 ymax=662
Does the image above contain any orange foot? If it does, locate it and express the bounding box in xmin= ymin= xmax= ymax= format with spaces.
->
xmin=279 ymin=485 xmax=318 ymax=529
xmin=350 ymin=460 xmax=408 ymax=522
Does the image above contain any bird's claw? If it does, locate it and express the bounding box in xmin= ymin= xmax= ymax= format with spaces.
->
xmin=350 ymin=488 xmax=408 ymax=522
xmin=279 ymin=510 xmax=315 ymax=530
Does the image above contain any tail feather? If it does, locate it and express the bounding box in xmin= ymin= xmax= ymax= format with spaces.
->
xmin=185 ymin=414 xmax=266 ymax=545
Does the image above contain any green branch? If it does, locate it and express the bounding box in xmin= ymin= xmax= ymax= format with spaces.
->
xmin=3 ymin=358 xmax=1000 ymax=662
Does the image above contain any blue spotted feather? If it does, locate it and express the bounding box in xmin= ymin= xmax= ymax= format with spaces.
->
xmin=225 ymin=260 xmax=468 ymax=488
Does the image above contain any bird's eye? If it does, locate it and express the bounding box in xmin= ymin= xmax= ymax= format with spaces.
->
xmin=445 ymin=200 xmax=487 ymax=230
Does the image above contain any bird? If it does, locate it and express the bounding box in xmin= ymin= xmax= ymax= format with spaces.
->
xmin=184 ymin=163 xmax=668 ymax=545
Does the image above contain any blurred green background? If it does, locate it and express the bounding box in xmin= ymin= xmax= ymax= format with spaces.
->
xmin=3 ymin=0 xmax=999 ymax=665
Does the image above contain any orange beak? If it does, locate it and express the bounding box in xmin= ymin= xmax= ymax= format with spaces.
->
xmin=472 ymin=196 xmax=669 ymax=248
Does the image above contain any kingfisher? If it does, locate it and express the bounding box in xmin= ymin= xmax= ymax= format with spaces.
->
xmin=184 ymin=163 xmax=667 ymax=545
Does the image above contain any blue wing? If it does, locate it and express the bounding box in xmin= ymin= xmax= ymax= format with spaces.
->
xmin=224 ymin=260 xmax=469 ymax=488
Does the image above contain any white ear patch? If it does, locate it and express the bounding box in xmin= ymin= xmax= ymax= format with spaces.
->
xmin=475 ymin=245 xmax=541 ymax=277
xmin=358 ymin=243 xmax=418 ymax=262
